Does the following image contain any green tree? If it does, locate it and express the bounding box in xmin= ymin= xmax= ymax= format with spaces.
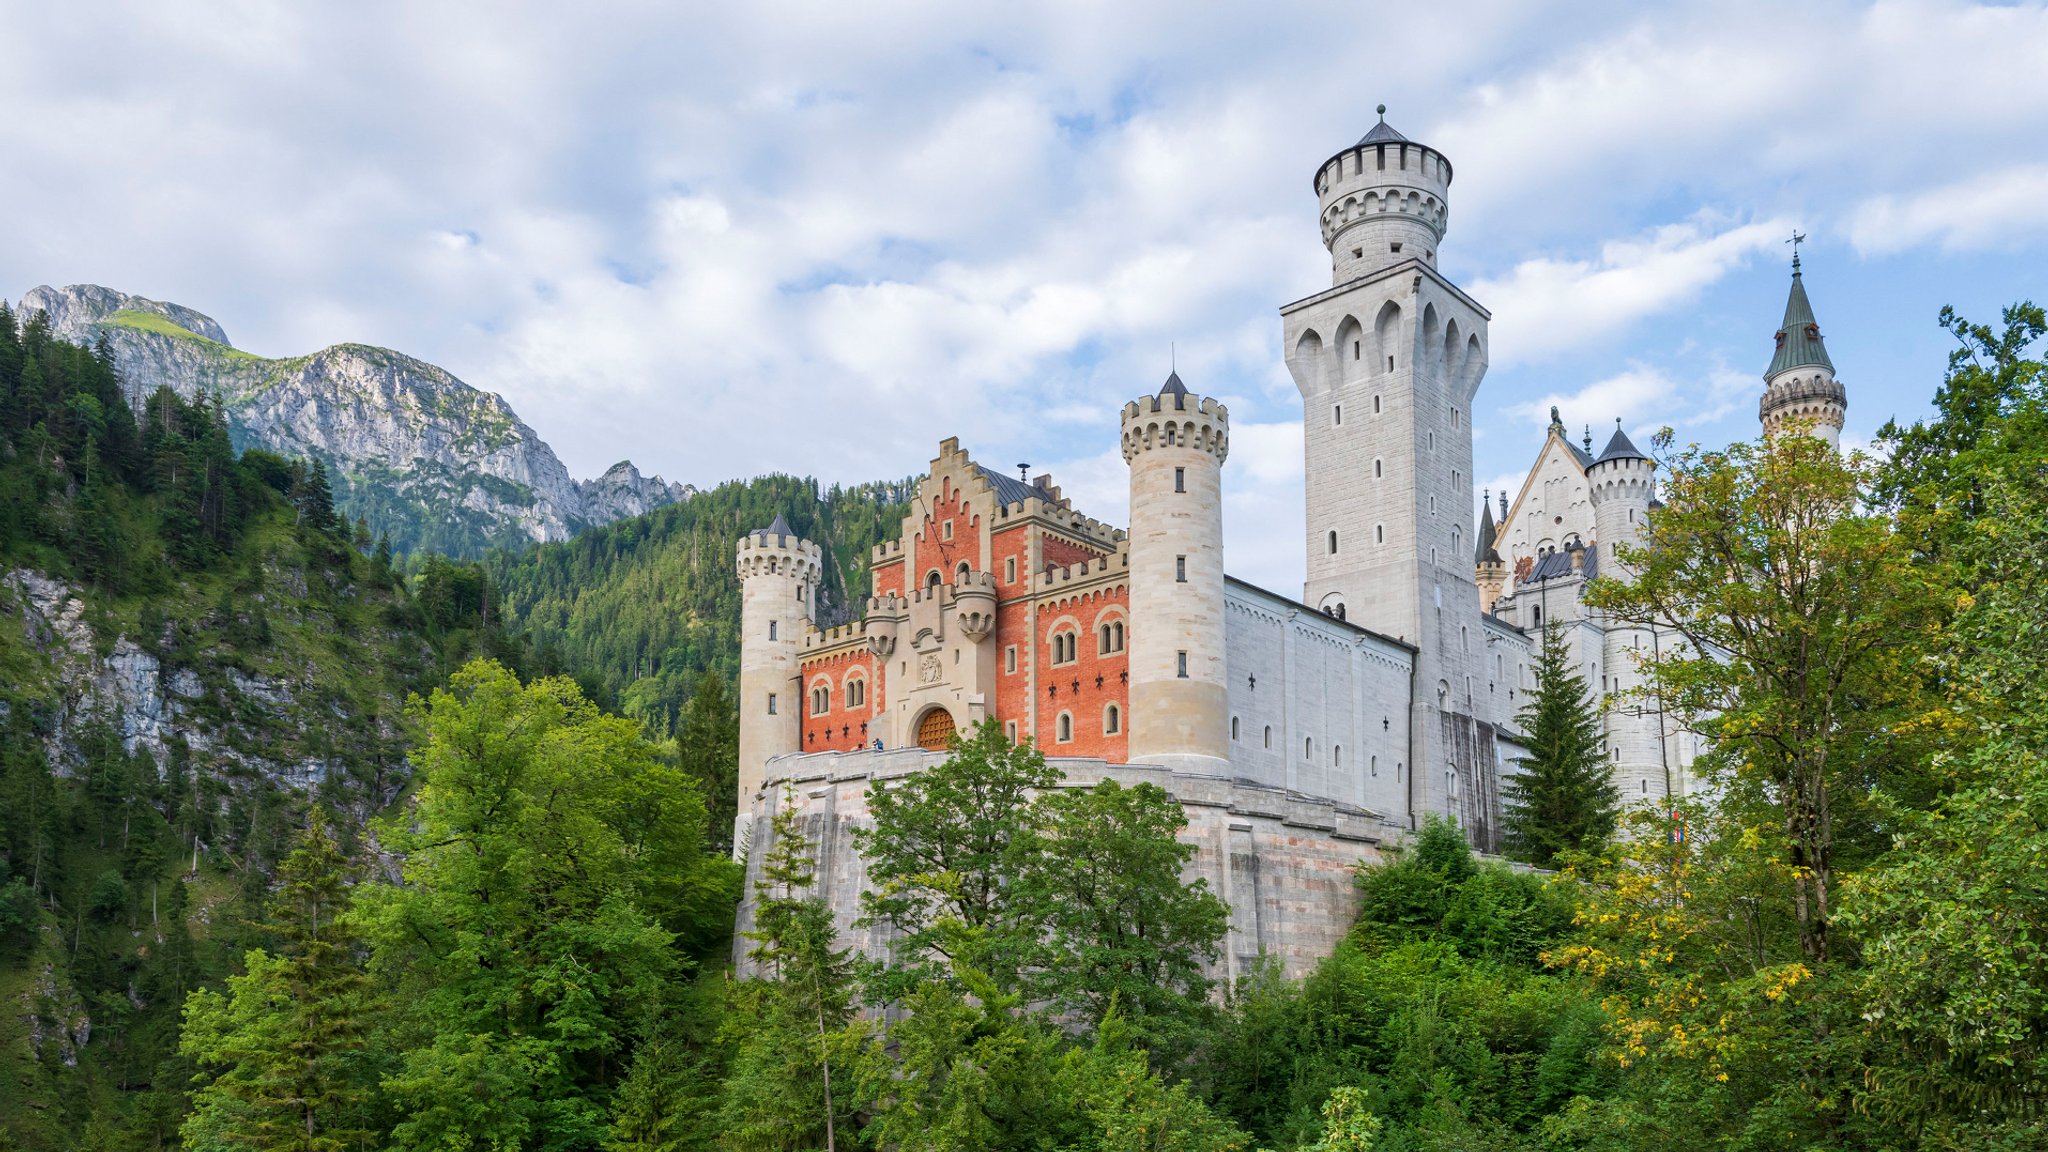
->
xmin=354 ymin=660 xmax=738 ymax=1152
xmin=1023 ymin=779 xmax=1228 ymax=1034
xmin=1584 ymin=430 xmax=1950 ymax=965
xmin=854 ymin=719 xmax=1057 ymax=997
xmin=723 ymin=787 xmax=871 ymax=1151
xmin=1501 ymin=618 xmax=1619 ymax=869
xmin=179 ymin=813 xmax=373 ymax=1152
xmin=673 ymin=671 xmax=739 ymax=854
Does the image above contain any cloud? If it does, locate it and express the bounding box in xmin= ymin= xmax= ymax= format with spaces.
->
xmin=1848 ymin=163 xmax=2048 ymax=255
xmin=1472 ymin=217 xmax=1787 ymax=367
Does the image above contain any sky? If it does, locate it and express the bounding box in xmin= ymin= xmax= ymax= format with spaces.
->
xmin=5 ymin=0 xmax=2047 ymax=593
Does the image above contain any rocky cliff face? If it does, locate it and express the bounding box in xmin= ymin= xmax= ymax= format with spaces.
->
xmin=13 ymin=284 xmax=691 ymax=556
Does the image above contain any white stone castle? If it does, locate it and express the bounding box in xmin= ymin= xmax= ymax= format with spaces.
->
xmin=731 ymin=111 xmax=1847 ymax=975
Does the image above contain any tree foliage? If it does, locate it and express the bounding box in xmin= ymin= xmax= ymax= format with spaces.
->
xmin=1501 ymin=619 xmax=1619 ymax=869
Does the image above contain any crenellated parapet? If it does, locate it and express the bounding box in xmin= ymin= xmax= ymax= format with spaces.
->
xmin=737 ymin=526 xmax=823 ymax=585
xmin=1312 ymin=107 xmax=1453 ymax=283
xmin=1120 ymin=391 xmax=1230 ymax=464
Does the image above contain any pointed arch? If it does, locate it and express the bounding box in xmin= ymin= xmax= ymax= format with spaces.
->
xmin=1372 ymin=301 xmax=1403 ymax=376
xmin=1333 ymin=314 xmax=1365 ymax=387
xmin=1293 ymin=327 xmax=1327 ymax=396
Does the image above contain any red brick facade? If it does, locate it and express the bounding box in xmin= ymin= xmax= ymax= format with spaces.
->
xmin=799 ymin=646 xmax=881 ymax=753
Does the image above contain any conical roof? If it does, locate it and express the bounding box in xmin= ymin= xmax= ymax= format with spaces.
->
xmin=1475 ymin=494 xmax=1501 ymax=564
xmin=1158 ymin=369 xmax=1188 ymax=397
xmin=1594 ymin=422 xmax=1647 ymax=466
xmin=1767 ymin=259 xmax=1835 ymax=378
xmin=759 ymin=513 xmax=794 ymax=538
xmin=1358 ymin=118 xmax=1408 ymax=145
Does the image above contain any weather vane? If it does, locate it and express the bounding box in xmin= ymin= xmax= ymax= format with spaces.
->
xmin=1788 ymin=229 xmax=1806 ymax=270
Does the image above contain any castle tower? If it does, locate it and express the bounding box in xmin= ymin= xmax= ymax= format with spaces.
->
xmin=734 ymin=514 xmax=820 ymax=853
xmin=1121 ymin=372 xmax=1230 ymax=772
xmin=1584 ymin=423 xmax=1666 ymax=798
xmin=1760 ymin=252 xmax=1846 ymax=447
xmin=1281 ymin=109 xmax=1494 ymax=835
xmin=1474 ymin=490 xmax=1506 ymax=614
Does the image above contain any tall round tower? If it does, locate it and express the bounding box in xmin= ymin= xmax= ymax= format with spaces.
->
xmin=734 ymin=514 xmax=820 ymax=854
xmin=1759 ymin=253 xmax=1846 ymax=448
xmin=1585 ymin=424 xmax=1666 ymax=798
xmin=1121 ymin=372 xmax=1230 ymax=773
xmin=1585 ymin=422 xmax=1654 ymax=580
xmin=1313 ymin=104 xmax=1453 ymax=284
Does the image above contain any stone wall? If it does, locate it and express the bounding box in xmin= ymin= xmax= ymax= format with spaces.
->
xmin=735 ymin=747 xmax=1399 ymax=983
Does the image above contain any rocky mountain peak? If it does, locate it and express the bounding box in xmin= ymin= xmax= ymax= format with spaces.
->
xmin=9 ymin=283 xmax=694 ymax=556
xmin=21 ymin=283 xmax=232 ymax=347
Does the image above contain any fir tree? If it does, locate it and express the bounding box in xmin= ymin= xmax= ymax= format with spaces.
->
xmin=1501 ymin=619 xmax=1618 ymax=868
xmin=180 ymin=812 xmax=374 ymax=1152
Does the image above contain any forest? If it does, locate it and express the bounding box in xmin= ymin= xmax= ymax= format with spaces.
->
xmin=0 ymin=298 xmax=2044 ymax=1151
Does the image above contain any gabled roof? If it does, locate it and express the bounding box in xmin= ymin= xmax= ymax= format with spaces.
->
xmin=973 ymin=464 xmax=1042 ymax=508
xmin=1524 ymin=543 xmax=1597 ymax=585
xmin=1593 ymin=424 xmax=1647 ymax=466
xmin=1767 ymin=259 xmax=1835 ymax=378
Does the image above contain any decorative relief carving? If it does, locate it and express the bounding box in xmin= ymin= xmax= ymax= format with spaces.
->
xmin=918 ymin=653 xmax=943 ymax=685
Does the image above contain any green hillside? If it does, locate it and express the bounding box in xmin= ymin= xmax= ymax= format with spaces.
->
xmin=0 ymin=302 xmax=529 ymax=1145
xmin=487 ymin=474 xmax=910 ymax=714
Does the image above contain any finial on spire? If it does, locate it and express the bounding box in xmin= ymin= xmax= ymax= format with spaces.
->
xmin=1584 ymin=424 xmax=1593 ymax=451
xmin=1788 ymin=229 xmax=1806 ymax=274
xmin=1377 ymin=103 xmax=1387 ymax=120
xmin=1499 ymin=491 xmax=1508 ymax=520
xmin=1017 ymin=462 xmax=1030 ymax=482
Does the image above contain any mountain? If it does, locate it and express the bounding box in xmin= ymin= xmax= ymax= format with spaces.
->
xmin=0 ymin=307 xmax=534 ymax=1141
xmin=12 ymin=284 xmax=695 ymax=557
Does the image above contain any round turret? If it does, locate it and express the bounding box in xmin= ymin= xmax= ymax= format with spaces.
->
xmin=1121 ymin=371 xmax=1230 ymax=771
xmin=734 ymin=515 xmax=822 ymax=855
xmin=1313 ymin=106 xmax=1453 ymax=285
xmin=1759 ymin=255 xmax=1846 ymax=448
xmin=1584 ymin=423 xmax=1655 ymax=581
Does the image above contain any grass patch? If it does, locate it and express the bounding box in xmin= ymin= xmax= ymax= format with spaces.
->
xmin=103 ymin=310 xmax=262 ymax=362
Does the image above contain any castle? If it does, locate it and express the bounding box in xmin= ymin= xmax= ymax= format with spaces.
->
xmin=731 ymin=112 xmax=1847 ymax=976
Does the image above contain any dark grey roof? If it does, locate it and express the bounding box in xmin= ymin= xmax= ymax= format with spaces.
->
xmin=974 ymin=464 xmax=1042 ymax=508
xmin=1524 ymin=544 xmax=1596 ymax=584
xmin=1358 ymin=118 xmax=1409 ymax=146
xmin=1159 ymin=370 xmax=1189 ymax=397
xmin=1594 ymin=424 xmax=1647 ymax=466
xmin=1475 ymin=495 xmax=1501 ymax=565
xmin=758 ymin=513 xmax=794 ymax=537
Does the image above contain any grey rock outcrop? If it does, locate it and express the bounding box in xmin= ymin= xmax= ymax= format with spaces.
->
xmin=11 ymin=284 xmax=693 ymax=554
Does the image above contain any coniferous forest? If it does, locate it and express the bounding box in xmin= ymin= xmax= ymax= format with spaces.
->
xmin=1 ymin=298 xmax=2046 ymax=1152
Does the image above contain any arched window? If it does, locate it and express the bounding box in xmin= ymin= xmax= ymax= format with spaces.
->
xmin=1375 ymin=524 xmax=1385 ymax=544
xmin=846 ymin=676 xmax=866 ymax=709
xmin=1231 ymin=716 xmax=1241 ymax=741
xmin=1051 ymin=629 xmax=1078 ymax=665
xmin=1263 ymin=726 xmax=1273 ymax=749
xmin=1103 ymin=704 xmax=1121 ymax=735
xmin=1374 ymin=458 xmax=1384 ymax=478
xmin=811 ymin=684 xmax=830 ymax=715
xmin=956 ymin=561 xmax=971 ymax=584
xmin=1056 ymin=711 xmax=1074 ymax=743
xmin=1304 ymin=736 xmax=1313 ymax=759
xmin=926 ymin=570 xmax=942 ymax=592
xmin=1334 ymin=745 xmax=1343 ymax=768
xmin=1328 ymin=530 xmax=1338 ymax=554
xmin=1370 ymin=755 xmax=1378 ymax=777
xmin=1098 ymin=620 xmax=1125 ymax=655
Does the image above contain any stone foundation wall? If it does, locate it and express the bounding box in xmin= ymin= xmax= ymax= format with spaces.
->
xmin=735 ymin=748 xmax=1404 ymax=983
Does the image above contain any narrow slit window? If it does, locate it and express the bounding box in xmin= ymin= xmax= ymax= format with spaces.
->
xmin=1328 ymin=530 xmax=1338 ymax=554
xmin=1174 ymin=467 xmax=1185 ymax=492
xmin=1177 ymin=651 xmax=1189 ymax=679
xmin=1334 ymin=405 xmax=1342 ymax=425
xmin=1175 ymin=556 xmax=1187 ymax=582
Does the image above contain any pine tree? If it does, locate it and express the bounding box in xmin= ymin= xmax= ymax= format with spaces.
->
xmin=675 ymin=672 xmax=739 ymax=853
xmin=1501 ymin=619 xmax=1618 ymax=868
xmin=180 ymin=812 xmax=374 ymax=1152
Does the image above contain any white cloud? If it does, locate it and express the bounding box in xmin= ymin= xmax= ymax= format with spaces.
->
xmin=1472 ymin=218 xmax=1787 ymax=367
xmin=1848 ymin=163 xmax=2048 ymax=255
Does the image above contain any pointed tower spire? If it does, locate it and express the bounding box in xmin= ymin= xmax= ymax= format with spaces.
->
xmin=1760 ymin=247 xmax=1847 ymax=447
